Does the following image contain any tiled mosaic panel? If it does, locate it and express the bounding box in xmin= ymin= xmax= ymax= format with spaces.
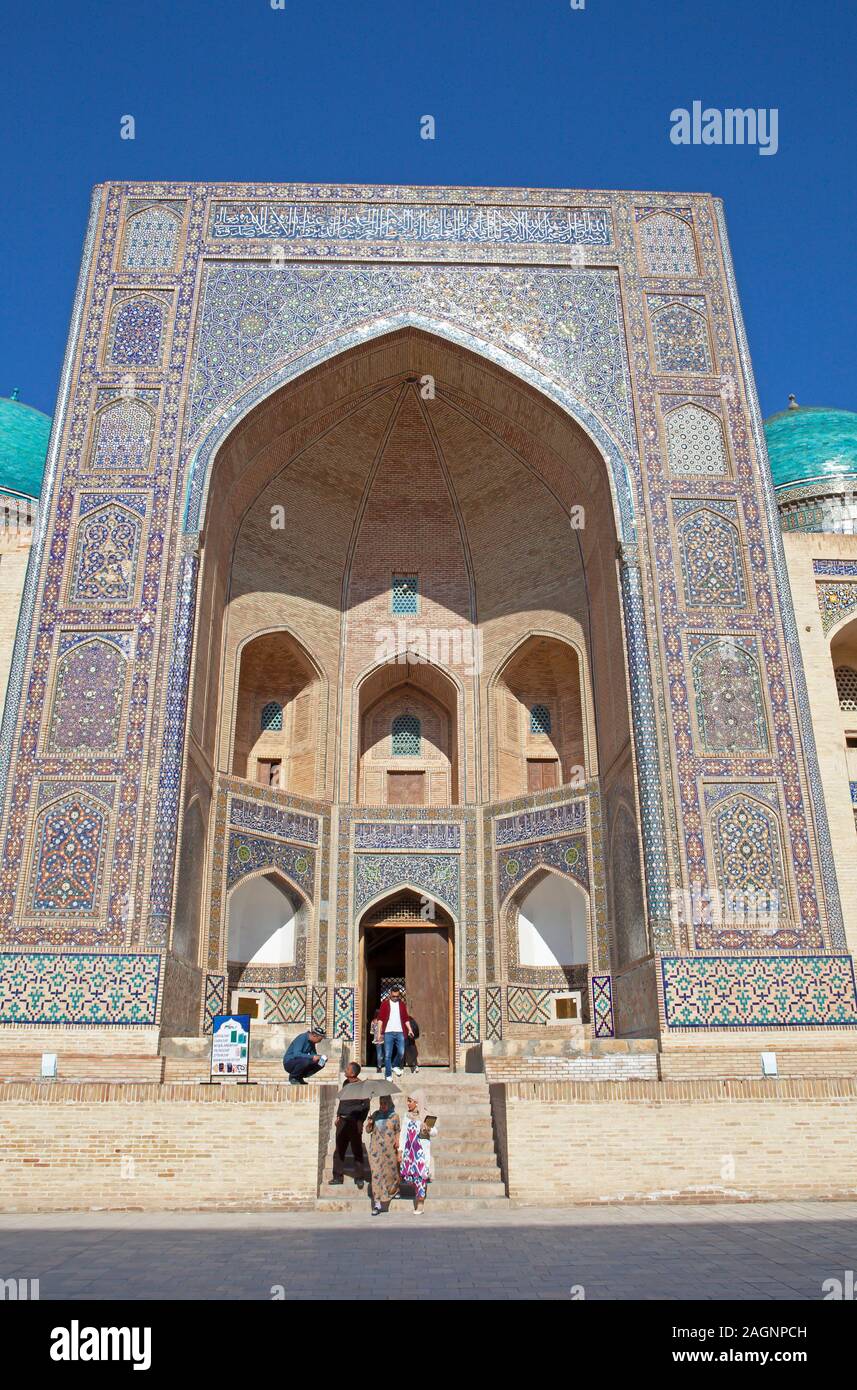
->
xmin=661 ymin=955 xmax=857 ymax=1029
xmin=226 ymin=832 xmax=315 ymax=897
xmin=311 ymin=984 xmax=327 ymax=1033
xmin=353 ymin=853 xmax=459 ymax=915
xmin=496 ymin=835 xmax=589 ymax=897
xmin=47 ymin=637 xmax=127 ymax=756
xmin=0 ymin=952 xmax=160 ymax=1025
xmin=188 ymin=262 xmax=635 ymax=454
xmin=203 ymin=972 xmax=226 ymax=1034
xmin=29 ymin=792 xmax=111 ymax=915
xmin=664 ymin=402 xmax=728 ymax=477
xmin=333 ymin=986 xmax=355 ymax=1040
xmin=229 ymin=798 xmax=318 ymax=844
xmin=89 ymin=399 xmax=154 ymax=472
xmin=261 ymin=984 xmax=307 ymax=1024
xmin=485 ymin=985 xmax=502 ymax=1040
xmin=637 ymin=210 xmax=697 ymax=276
xmin=816 ymin=581 xmax=857 ymax=635
xmin=690 ymin=638 xmax=767 ymax=753
xmin=122 ymin=204 xmax=181 ymax=271
xmin=709 ymin=792 xmax=786 ymax=907
xmin=674 ymin=501 xmax=746 ymax=609
xmin=507 ymin=986 xmax=552 ymax=1026
xmin=459 ymin=987 xmax=480 ymax=1043
xmin=106 ymin=293 xmax=168 ymax=368
xmin=591 ymin=974 xmax=615 ymax=1038
xmin=70 ymin=501 xmax=144 ymax=604
xmin=353 ymin=821 xmax=460 ymax=850
xmin=648 ymin=296 xmax=712 ymax=374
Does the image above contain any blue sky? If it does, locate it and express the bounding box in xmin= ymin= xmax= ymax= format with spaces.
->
xmin=3 ymin=0 xmax=855 ymax=419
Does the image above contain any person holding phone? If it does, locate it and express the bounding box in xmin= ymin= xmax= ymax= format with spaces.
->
xmin=399 ymin=1091 xmax=438 ymax=1214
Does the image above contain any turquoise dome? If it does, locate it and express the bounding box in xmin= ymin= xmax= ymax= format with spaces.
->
xmin=0 ymin=391 xmax=51 ymax=500
xmin=765 ymin=404 xmax=857 ymax=491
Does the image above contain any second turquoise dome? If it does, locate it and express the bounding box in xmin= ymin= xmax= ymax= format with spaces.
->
xmin=765 ymin=405 xmax=857 ymax=491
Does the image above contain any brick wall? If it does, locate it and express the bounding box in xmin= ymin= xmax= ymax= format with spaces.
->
xmin=0 ymin=1083 xmax=327 ymax=1212
xmin=495 ymin=1079 xmax=857 ymax=1203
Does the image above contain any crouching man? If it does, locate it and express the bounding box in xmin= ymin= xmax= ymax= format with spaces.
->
xmin=283 ymin=1027 xmax=328 ymax=1085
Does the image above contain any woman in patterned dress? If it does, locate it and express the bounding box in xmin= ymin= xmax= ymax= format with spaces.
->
xmin=399 ymin=1091 xmax=438 ymax=1214
xmin=364 ymin=1095 xmax=401 ymax=1215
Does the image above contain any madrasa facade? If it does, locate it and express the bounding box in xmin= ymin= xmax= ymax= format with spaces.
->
xmin=2 ymin=181 xmax=857 ymax=1079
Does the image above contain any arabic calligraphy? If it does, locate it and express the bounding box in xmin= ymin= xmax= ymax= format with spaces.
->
xmin=209 ymin=202 xmax=612 ymax=247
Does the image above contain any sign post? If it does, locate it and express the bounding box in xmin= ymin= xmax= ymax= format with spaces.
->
xmin=209 ymin=1013 xmax=255 ymax=1084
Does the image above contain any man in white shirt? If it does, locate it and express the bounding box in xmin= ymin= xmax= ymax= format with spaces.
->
xmin=378 ymin=987 xmax=414 ymax=1080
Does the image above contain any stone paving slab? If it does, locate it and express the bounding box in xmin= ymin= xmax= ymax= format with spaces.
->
xmin=1 ymin=1201 xmax=856 ymax=1300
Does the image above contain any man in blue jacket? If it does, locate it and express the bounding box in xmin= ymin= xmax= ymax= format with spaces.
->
xmin=282 ymin=1027 xmax=328 ymax=1085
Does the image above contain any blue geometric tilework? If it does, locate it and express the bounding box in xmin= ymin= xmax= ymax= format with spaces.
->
xmin=816 ymin=581 xmax=857 ymax=636
xmin=261 ymin=985 xmax=307 ymax=1024
xmin=636 ymin=210 xmax=698 ymax=276
xmin=661 ymin=955 xmax=857 ymax=1029
xmin=709 ymin=792 xmax=786 ymax=907
xmin=106 ymin=294 xmax=168 ymax=368
xmin=203 ymin=972 xmax=226 ymax=1034
xmin=494 ymin=801 xmax=586 ymax=847
xmin=673 ymin=500 xmax=747 ymax=609
xmin=459 ymin=987 xmax=480 ymax=1043
xmin=663 ymin=400 xmax=729 ymax=477
xmin=70 ymin=501 xmax=145 ymax=604
xmin=497 ymin=835 xmax=589 ymax=898
xmin=648 ymin=295 xmax=712 ymax=374
xmin=188 ymin=263 xmax=635 ymax=454
xmin=311 ymin=985 xmax=327 ymax=1033
xmin=507 ymin=986 xmax=552 ymax=1025
xmin=689 ymin=636 xmax=768 ymax=753
xmin=813 ymin=560 xmax=857 ymax=577
xmin=226 ymin=832 xmax=315 ymax=898
xmin=353 ymin=854 xmax=459 ymax=915
xmin=29 ymin=792 xmax=112 ymax=915
xmin=122 ymin=204 xmax=181 ymax=271
xmin=391 ymin=574 xmax=418 ymax=614
xmin=333 ymin=986 xmax=355 ymax=1040
xmin=0 ymin=952 xmax=161 ymax=1025
xmin=47 ymin=637 xmax=127 ymax=757
xmin=591 ymin=974 xmax=615 ymax=1038
xmin=89 ymin=397 xmax=156 ymax=472
xmin=485 ymin=985 xmax=503 ymax=1040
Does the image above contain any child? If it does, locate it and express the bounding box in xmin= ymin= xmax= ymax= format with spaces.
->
xmin=370 ymin=1010 xmax=384 ymax=1073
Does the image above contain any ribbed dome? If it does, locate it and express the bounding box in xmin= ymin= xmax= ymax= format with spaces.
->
xmin=0 ymin=392 xmax=51 ymax=500
xmin=765 ymin=404 xmax=857 ymax=490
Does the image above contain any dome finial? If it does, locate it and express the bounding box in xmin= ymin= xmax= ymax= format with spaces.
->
xmin=10 ymin=387 xmax=19 ymax=402
xmin=788 ymin=393 xmax=799 ymax=410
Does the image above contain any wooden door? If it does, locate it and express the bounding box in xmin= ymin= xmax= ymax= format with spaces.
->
xmin=405 ymin=928 xmax=450 ymax=1065
xmin=527 ymin=758 xmax=559 ymax=792
xmin=387 ymin=770 xmax=425 ymax=804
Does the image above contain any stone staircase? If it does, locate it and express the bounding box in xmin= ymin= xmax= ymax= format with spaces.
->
xmin=317 ymin=1071 xmax=509 ymax=1213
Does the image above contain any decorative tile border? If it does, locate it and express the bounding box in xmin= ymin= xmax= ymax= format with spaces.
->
xmin=459 ymin=986 xmax=480 ymax=1043
xmin=591 ymin=974 xmax=615 ymax=1038
xmin=0 ymin=951 xmax=161 ymax=1025
xmin=485 ymin=984 xmax=503 ymax=1040
xmin=333 ymin=985 xmax=355 ymax=1040
xmin=203 ymin=972 xmax=226 ymax=1033
xmin=311 ymin=984 xmax=327 ymax=1033
xmin=661 ymin=955 xmax=857 ymax=1029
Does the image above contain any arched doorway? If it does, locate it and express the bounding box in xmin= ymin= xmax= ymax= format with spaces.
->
xmin=358 ymin=890 xmax=454 ymax=1068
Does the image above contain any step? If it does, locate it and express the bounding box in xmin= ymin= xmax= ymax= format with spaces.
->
xmin=317 ymin=1196 xmax=510 ymax=1213
xmin=319 ymin=1178 xmax=507 ymax=1199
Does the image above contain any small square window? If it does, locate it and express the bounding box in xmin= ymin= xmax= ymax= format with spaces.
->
xmin=392 ymin=574 xmax=419 ymax=615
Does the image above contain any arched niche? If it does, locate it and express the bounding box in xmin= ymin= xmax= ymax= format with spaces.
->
xmin=511 ymin=868 xmax=590 ymax=970
xmin=493 ymin=635 xmax=586 ymax=798
xmin=229 ymin=630 xmax=321 ymax=796
xmin=226 ymin=870 xmax=307 ymax=968
xmin=356 ymin=660 xmax=459 ymax=806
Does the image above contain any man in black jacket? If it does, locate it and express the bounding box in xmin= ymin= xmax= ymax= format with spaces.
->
xmin=332 ymin=1062 xmax=369 ymax=1187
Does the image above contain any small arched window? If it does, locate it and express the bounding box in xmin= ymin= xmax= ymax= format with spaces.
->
xmin=392 ymin=713 xmax=421 ymax=756
xmin=530 ymin=704 xmax=552 ymax=736
xmin=260 ymin=701 xmax=283 ymax=732
xmin=835 ymin=667 xmax=857 ymax=712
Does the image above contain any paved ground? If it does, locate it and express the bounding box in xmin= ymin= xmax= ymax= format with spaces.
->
xmin=1 ymin=1201 xmax=856 ymax=1300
